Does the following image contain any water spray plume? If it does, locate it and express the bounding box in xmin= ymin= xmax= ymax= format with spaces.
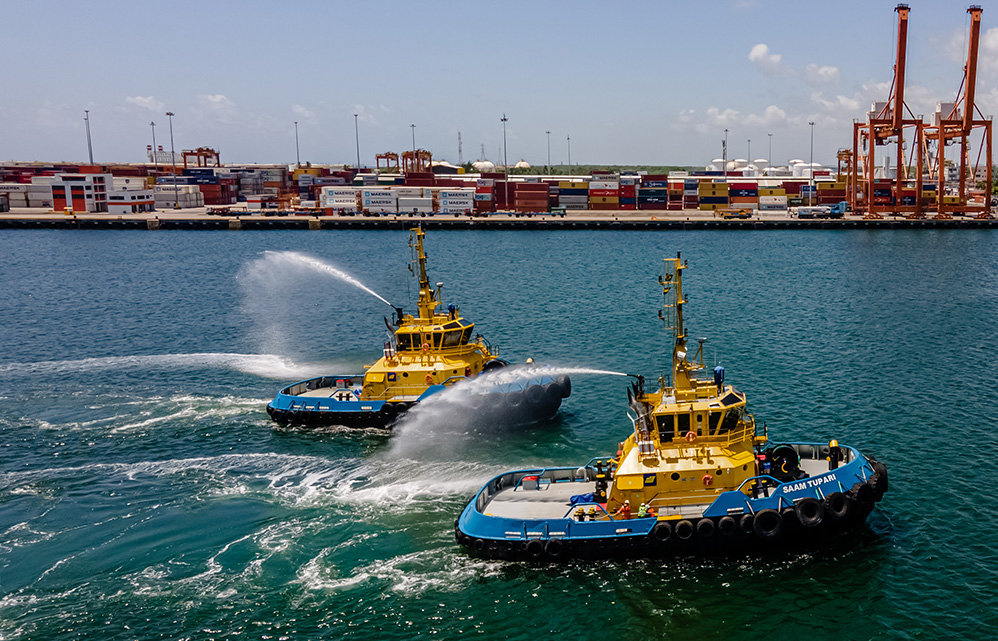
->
xmin=261 ymin=251 xmax=394 ymax=307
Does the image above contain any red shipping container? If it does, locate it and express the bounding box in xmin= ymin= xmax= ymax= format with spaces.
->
xmin=619 ymin=185 xmax=636 ymax=197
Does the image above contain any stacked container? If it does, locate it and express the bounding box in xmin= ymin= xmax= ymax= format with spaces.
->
xmin=474 ymin=178 xmax=495 ymax=214
xmin=698 ymin=180 xmax=729 ymax=211
xmin=361 ymin=188 xmax=397 ymax=214
xmin=637 ymin=177 xmax=669 ymax=210
xmin=438 ymin=189 xmax=475 ymax=214
xmin=619 ymin=176 xmax=638 ymax=210
xmin=588 ymin=179 xmax=619 ymax=210
xmin=683 ymin=178 xmax=699 ymax=209
xmin=816 ymin=180 xmax=848 ymax=206
xmin=320 ymin=187 xmax=359 ymax=212
xmin=558 ymin=181 xmax=589 ymax=210
xmin=514 ymin=183 xmax=549 ymax=213
xmin=728 ymin=181 xmax=758 ymax=210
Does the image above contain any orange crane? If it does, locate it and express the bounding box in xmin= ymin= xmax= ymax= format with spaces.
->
xmin=376 ymin=152 xmax=400 ymax=172
xmin=922 ymin=5 xmax=992 ymax=218
xmin=401 ymin=149 xmax=433 ymax=173
xmin=848 ymin=4 xmax=924 ymax=217
xmin=182 ymin=147 xmax=221 ymax=168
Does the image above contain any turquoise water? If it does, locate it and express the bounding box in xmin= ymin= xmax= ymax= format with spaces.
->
xmin=1 ymin=229 xmax=997 ymax=640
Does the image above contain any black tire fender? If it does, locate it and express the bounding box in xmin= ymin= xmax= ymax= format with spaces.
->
xmin=753 ymin=509 xmax=783 ymax=540
xmin=545 ymin=538 xmax=564 ymax=559
xmin=696 ymin=518 xmax=715 ymax=538
xmin=675 ymin=519 xmax=695 ymax=540
xmin=525 ymin=384 xmax=546 ymax=407
xmin=652 ymin=521 xmax=672 ymax=541
xmin=851 ymin=482 xmax=875 ymax=508
xmin=718 ymin=515 xmax=737 ymax=536
xmin=823 ymin=491 xmax=853 ymax=522
xmin=473 ymin=538 xmax=486 ymax=553
xmin=739 ymin=513 xmax=755 ymax=534
xmin=795 ymin=497 xmax=824 ymax=528
xmin=525 ymin=538 xmax=544 ymax=559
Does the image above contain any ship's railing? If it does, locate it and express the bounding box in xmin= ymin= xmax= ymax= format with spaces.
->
xmin=281 ymin=375 xmax=363 ymax=396
xmin=475 ymin=467 xmax=594 ymax=513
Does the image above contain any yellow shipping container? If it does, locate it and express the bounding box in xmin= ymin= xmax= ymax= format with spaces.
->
xmin=589 ymin=196 xmax=619 ymax=204
xmin=698 ymin=184 xmax=729 ymax=192
xmin=758 ymin=188 xmax=786 ymax=196
xmin=699 ymin=203 xmax=724 ymax=211
xmin=559 ymin=181 xmax=587 ymax=189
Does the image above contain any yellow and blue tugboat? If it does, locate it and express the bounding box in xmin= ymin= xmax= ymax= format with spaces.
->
xmin=455 ymin=253 xmax=887 ymax=560
xmin=267 ymin=228 xmax=570 ymax=428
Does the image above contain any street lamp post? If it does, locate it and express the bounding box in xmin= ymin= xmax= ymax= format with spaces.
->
xmin=150 ymin=121 xmax=157 ymax=171
xmin=166 ymin=111 xmax=178 ymax=209
xmin=354 ymin=113 xmax=361 ymax=169
xmin=808 ymin=121 xmax=815 ymax=206
xmin=294 ymin=121 xmax=300 ymax=167
xmin=723 ymin=129 xmax=729 ymax=180
xmin=768 ymin=132 xmax=773 ymax=170
xmin=410 ymin=124 xmax=416 ymax=154
xmin=545 ymin=130 xmax=551 ymax=173
xmin=567 ymin=135 xmax=572 ymax=170
xmin=747 ymin=139 xmax=751 ymax=167
xmin=501 ymin=114 xmax=509 ymax=210
xmin=84 ymin=110 xmax=94 ymax=165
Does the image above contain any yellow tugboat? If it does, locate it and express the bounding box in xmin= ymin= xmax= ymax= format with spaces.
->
xmin=267 ymin=228 xmax=570 ymax=428
xmin=455 ymin=252 xmax=887 ymax=560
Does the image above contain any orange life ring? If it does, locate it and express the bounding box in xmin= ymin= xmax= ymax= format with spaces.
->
xmin=421 ymin=343 xmax=430 ymax=352
xmin=685 ymin=431 xmax=697 ymax=444
xmin=425 ymin=373 xmax=433 ymax=384
xmin=702 ymin=473 xmax=714 ymax=487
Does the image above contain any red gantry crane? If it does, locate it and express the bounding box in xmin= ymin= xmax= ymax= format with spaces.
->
xmin=922 ymin=5 xmax=992 ymax=218
xmin=848 ymin=4 xmax=925 ymax=218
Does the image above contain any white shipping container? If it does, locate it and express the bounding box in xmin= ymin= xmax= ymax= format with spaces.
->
xmin=362 ymin=188 xmax=396 ymax=198
xmin=759 ymin=196 xmax=788 ymax=205
xmin=30 ymin=176 xmax=56 ymax=185
xmin=440 ymin=205 xmax=473 ymax=214
xmin=438 ymin=190 xmax=475 ymax=198
xmin=476 ymin=179 xmax=494 ymax=188
xmin=398 ymin=197 xmax=432 ymax=207
xmin=473 ymin=193 xmax=493 ymax=201
xmin=589 ymin=181 xmax=619 ymax=190
xmin=362 ymin=197 xmax=397 ymax=207
xmin=0 ymin=183 xmax=28 ymax=193
xmin=395 ymin=187 xmax=423 ymax=198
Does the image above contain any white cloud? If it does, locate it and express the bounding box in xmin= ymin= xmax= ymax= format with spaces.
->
xmin=195 ymin=94 xmax=239 ymax=125
xmin=705 ymin=106 xmax=742 ymax=127
xmin=744 ymin=105 xmax=788 ymax=127
xmin=291 ymin=104 xmax=316 ymax=123
xmin=811 ymin=92 xmax=861 ymax=113
xmin=748 ymin=43 xmax=783 ymax=76
xmin=980 ymin=27 xmax=998 ymax=77
xmin=804 ymin=64 xmax=840 ymax=85
xmin=125 ymin=96 xmax=164 ymax=112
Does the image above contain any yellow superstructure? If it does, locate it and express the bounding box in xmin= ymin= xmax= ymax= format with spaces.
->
xmin=605 ymin=253 xmax=766 ymax=519
xmin=359 ymin=228 xmax=501 ymax=402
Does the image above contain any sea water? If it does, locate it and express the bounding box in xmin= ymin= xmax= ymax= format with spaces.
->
xmin=1 ymin=229 xmax=997 ymax=640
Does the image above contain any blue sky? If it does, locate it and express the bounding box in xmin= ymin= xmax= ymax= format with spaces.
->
xmin=3 ymin=1 xmax=996 ymax=168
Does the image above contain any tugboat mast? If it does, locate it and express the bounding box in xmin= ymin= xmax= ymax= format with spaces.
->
xmin=410 ymin=228 xmax=439 ymax=320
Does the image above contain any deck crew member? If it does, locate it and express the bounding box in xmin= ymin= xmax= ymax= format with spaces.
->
xmin=827 ymin=439 xmax=843 ymax=470
xmin=614 ymin=500 xmax=632 ymax=520
xmin=575 ymin=507 xmax=586 ymax=522
xmin=638 ymin=503 xmax=649 ymax=518
xmin=587 ymin=506 xmax=598 ymax=521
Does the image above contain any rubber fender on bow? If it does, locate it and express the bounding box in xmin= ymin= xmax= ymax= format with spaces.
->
xmin=795 ymin=497 xmax=824 ymax=528
xmin=696 ymin=518 xmax=715 ymax=538
xmin=473 ymin=538 xmax=486 ymax=553
xmin=850 ymin=482 xmax=875 ymax=507
xmin=525 ymin=384 xmax=546 ymax=407
xmin=753 ymin=509 xmax=783 ymax=540
xmin=652 ymin=521 xmax=672 ymax=541
xmin=738 ymin=513 xmax=755 ymax=534
xmin=504 ymin=391 xmax=524 ymax=409
xmin=379 ymin=403 xmax=396 ymax=417
xmin=544 ymin=382 xmax=562 ymax=403
xmin=545 ymin=538 xmax=564 ymax=559
xmin=555 ymin=374 xmax=571 ymax=398
xmin=674 ymin=519 xmax=695 ymax=540
xmin=718 ymin=515 xmax=738 ymax=536
xmin=823 ymin=491 xmax=853 ymax=522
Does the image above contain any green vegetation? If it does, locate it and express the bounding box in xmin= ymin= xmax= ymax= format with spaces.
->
xmin=458 ymin=162 xmax=698 ymax=176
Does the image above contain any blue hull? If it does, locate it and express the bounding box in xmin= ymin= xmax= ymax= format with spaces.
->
xmin=267 ymin=373 xmax=571 ymax=429
xmin=456 ymin=443 xmax=888 ymax=561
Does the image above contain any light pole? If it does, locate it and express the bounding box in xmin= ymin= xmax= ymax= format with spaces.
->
xmin=166 ymin=111 xmax=178 ymax=209
xmin=501 ymin=114 xmax=509 ymax=210
xmin=768 ymin=132 xmax=773 ymax=169
xmin=723 ymin=128 xmax=729 ymax=180
xmin=566 ymin=135 xmax=572 ymax=170
xmin=808 ymin=121 xmax=815 ymax=206
xmin=747 ymin=139 xmax=751 ymax=165
xmin=150 ymin=121 xmax=157 ymax=171
xmin=354 ymin=113 xmax=361 ymax=169
xmin=294 ymin=121 xmax=300 ymax=167
xmin=410 ymin=124 xmax=416 ymax=154
xmin=84 ymin=110 xmax=94 ymax=165
xmin=545 ymin=130 xmax=551 ymax=173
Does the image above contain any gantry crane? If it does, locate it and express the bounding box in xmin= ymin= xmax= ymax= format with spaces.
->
xmin=848 ymin=4 xmax=925 ymax=217
xmin=922 ymin=5 xmax=992 ymax=218
xmin=182 ymin=147 xmax=221 ymax=168
xmin=401 ymin=149 xmax=433 ymax=173
xmin=376 ymin=152 xmax=400 ymax=172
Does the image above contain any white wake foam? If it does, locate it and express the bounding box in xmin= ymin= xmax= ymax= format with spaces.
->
xmin=0 ymin=353 xmax=332 ymax=380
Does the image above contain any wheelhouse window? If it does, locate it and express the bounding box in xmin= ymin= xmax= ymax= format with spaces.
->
xmin=396 ymin=333 xmax=414 ymax=351
xmin=656 ymin=415 xmax=675 ymax=441
xmin=709 ymin=411 xmax=722 ymax=433
xmin=719 ymin=406 xmax=742 ymax=433
xmin=676 ymin=413 xmax=690 ymax=438
xmin=432 ymin=332 xmax=443 ymax=348
xmin=442 ymin=330 xmax=463 ymax=347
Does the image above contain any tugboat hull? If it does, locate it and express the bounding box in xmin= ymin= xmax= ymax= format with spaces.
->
xmin=267 ymin=373 xmax=571 ymax=429
xmin=455 ymin=444 xmax=887 ymax=562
